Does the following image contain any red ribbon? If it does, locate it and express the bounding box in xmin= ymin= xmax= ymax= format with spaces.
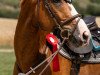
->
xmin=46 ymin=34 xmax=60 ymax=72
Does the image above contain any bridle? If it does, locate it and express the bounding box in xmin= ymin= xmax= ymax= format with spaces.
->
xmin=18 ymin=0 xmax=83 ymax=75
xmin=44 ymin=0 xmax=82 ymax=39
xmin=36 ymin=0 xmax=82 ymax=39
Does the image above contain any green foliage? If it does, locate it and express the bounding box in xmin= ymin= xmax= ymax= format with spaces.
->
xmin=0 ymin=0 xmax=19 ymax=8
xmin=0 ymin=52 xmax=15 ymax=75
xmin=90 ymin=0 xmax=100 ymax=4
xmin=73 ymin=0 xmax=100 ymax=16
xmin=0 ymin=7 xmax=19 ymax=18
xmin=87 ymin=3 xmax=100 ymax=16
xmin=0 ymin=0 xmax=100 ymax=18
xmin=0 ymin=0 xmax=19 ymax=18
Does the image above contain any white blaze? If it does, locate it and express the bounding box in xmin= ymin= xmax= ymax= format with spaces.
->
xmin=68 ymin=4 xmax=91 ymax=41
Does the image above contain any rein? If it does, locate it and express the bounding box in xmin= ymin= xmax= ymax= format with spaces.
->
xmin=18 ymin=38 xmax=66 ymax=75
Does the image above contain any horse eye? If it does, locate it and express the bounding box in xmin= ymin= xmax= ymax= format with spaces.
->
xmin=52 ymin=0 xmax=61 ymax=3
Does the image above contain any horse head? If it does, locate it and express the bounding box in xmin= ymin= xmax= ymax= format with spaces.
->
xmin=36 ymin=0 xmax=92 ymax=54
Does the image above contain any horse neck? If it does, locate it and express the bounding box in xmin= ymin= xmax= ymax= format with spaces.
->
xmin=14 ymin=0 xmax=51 ymax=72
xmin=15 ymin=21 xmax=49 ymax=73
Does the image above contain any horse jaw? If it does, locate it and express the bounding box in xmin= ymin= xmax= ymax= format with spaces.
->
xmin=68 ymin=4 xmax=91 ymax=46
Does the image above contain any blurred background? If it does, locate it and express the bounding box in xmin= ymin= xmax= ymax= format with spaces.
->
xmin=0 ymin=0 xmax=100 ymax=75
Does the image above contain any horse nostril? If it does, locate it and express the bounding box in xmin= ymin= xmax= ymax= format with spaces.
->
xmin=82 ymin=31 xmax=90 ymax=45
xmin=83 ymin=31 xmax=89 ymax=40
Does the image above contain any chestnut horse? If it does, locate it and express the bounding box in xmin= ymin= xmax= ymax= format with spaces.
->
xmin=13 ymin=0 xmax=100 ymax=75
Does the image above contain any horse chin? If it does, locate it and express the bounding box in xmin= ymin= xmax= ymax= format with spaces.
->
xmin=65 ymin=35 xmax=93 ymax=54
xmin=68 ymin=35 xmax=83 ymax=47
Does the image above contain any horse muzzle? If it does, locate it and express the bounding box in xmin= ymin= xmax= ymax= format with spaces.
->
xmin=65 ymin=30 xmax=93 ymax=54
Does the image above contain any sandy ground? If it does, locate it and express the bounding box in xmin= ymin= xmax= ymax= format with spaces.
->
xmin=0 ymin=49 xmax=14 ymax=52
xmin=0 ymin=18 xmax=17 ymax=46
xmin=96 ymin=17 xmax=100 ymax=28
